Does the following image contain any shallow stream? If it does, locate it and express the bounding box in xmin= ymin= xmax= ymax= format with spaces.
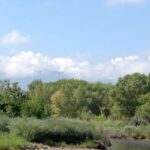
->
xmin=111 ymin=139 xmax=150 ymax=150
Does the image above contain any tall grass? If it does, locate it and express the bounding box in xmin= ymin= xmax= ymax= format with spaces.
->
xmin=0 ymin=133 xmax=27 ymax=149
xmin=0 ymin=115 xmax=150 ymax=148
xmin=0 ymin=115 xmax=110 ymax=147
xmin=101 ymin=119 xmax=150 ymax=139
xmin=0 ymin=114 xmax=10 ymax=132
xmin=9 ymin=117 xmax=110 ymax=146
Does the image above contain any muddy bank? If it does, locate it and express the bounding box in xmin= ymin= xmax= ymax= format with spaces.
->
xmin=110 ymin=134 xmax=150 ymax=142
xmin=19 ymin=144 xmax=98 ymax=150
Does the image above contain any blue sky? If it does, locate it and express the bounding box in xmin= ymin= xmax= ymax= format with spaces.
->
xmin=0 ymin=0 xmax=150 ymax=84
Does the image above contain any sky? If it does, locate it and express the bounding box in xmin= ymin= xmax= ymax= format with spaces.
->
xmin=0 ymin=0 xmax=150 ymax=85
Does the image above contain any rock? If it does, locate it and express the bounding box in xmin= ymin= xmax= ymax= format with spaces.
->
xmin=94 ymin=140 xmax=107 ymax=150
xmin=110 ymin=135 xmax=122 ymax=139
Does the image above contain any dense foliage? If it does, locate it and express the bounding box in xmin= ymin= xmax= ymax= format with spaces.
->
xmin=10 ymin=117 xmax=109 ymax=145
xmin=0 ymin=114 xmax=110 ymax=148
xmin=0 ymin=73 xmax=149 ymax=123
xmin=0 ymin=133 xmax=26 ymax=149
xmin=0 ymin=73 xmax=150 ymax=122
xmin=0 ymin=73 xmax=150 ymax=148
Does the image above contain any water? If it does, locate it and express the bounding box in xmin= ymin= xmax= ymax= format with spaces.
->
xmin=110 ymin=139 xmax=150 ymax=150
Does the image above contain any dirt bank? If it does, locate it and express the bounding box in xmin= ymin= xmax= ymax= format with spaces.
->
xmin=20 ymin=144 xmax=98 ymax=150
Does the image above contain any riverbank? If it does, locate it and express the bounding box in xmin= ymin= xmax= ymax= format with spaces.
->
xmin=1 ymin=115 xmax=150 ymax=150
xmin=0 ymin=115 xmax=110 ymax=150
xmin=21 ymin=143 xmax=98 ymax=150
xmin=0 ymin=133 xmax=27 ymax=149
xmin=110 ymin=135 xmax=150 ymax=141
xmin=102 ymin=119 xmax=150 ymax=141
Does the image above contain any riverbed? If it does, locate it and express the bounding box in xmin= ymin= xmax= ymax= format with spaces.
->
xmin=111 ymin=139 xmax=150 ymax=150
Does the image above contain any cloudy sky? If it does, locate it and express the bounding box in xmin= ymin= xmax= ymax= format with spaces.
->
xmin=0 ymin=0 xmax=150 ymax=85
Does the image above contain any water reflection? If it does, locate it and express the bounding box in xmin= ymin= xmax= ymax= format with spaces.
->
xmin=111 ymin=139 xmax=150 ymax=150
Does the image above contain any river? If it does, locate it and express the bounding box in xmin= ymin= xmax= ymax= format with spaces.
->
xmin=110 ymin=139 xmax=150 ymax=150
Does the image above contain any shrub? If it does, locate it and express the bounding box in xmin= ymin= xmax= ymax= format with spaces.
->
xmin=122 ymin=125 xmax=146 ymax=139
xmin=0 ymin=132 xmax=27 ymax=149
xmin=10 ymin=117 xmax=44 ymax=141
xmin=0 ymin=113 xmax=10 ymax=132
xmin=122 ymin=125 xmax=138 ymax=137
xmin=83 ymin=140 xmax=96 ymax=148
xmin=138 ymin=125 xmax=150 ymax=139
xmin=129 ymin=116 xmax=148 ymax=126
xmin=9 ymin=117 xmax=110 ymax=146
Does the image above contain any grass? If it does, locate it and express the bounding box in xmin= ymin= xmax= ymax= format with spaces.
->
xmin=0 ymin=133 xmax=27 ymax=149
xmin=101 ymin=119 xmax=150 ymax=140
xmin=1 ymin=113 xmax=150 ymax=149
xmin=0 ymin=114 xmax=10 ymax=132
xmin=82 ymin=140 xmax=96 ymax=148
xmin=9 ymin=117 xmax=110 ymax=146
xmin=0 ymin=115 xmax=111 ymax=148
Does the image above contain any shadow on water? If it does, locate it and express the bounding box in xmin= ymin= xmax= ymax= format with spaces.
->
xmin=110 ymin=139 xmax=150 ymax=150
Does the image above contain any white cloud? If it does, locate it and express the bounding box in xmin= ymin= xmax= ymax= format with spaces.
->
xmin=111 ymin=57 xmax=123 ymax=64
xmin=111 ymin=55 xmax=139 ymax=64
xmin=0 ymin=51 xmax=89 ymax=78
xmin=0 ymin=31 xmax=30 ymax=45
xmin=51 ymin=58 xmax=89 ymax=78
xmin=124 ymin=55 xmax=139 ymax=61
xmin=96 ymin=56 xmax=148 ymax=80
xmin=0 ymin=51 xmax=51 ymax=77
xmin=107 ymin=0 xmax=146 ymax=6
xmin=0 ymin=51 xmax=150 ymax=81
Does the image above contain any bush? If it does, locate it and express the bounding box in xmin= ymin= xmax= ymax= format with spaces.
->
xmin=136 ymin=103 xmax=150 ymax=122
xmin=9 ymin=117 xmax=110 ymax=146
xmin=122 ymin=125 xmax=137 ymax=137
xmin=83 ymin=140 xmax=96 ymax=148
xmin=10 ymin=117 xmax=44 ymax=141
xmin=0 ymin=114 xmax=10 ymax=132
xmin=129 ymin=116 xmax=148 ymax=126
xmin=122 ymin=125 xmax=146 ymax=139
xmin=0 ymin=132 xmax=27 ymax=149
xmin=138 ymin=125 xmax=150 ymax=139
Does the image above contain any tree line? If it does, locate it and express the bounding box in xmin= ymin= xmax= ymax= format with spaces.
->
xmin=0 ymin=73 xmax=150 ymax=122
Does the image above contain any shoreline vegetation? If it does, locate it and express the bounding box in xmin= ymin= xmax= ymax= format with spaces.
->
xmin=0 ymin=73 xmax=150 ymax=149
xmin=103 ymin=120 xmax=150 ymax=140
xmin=0 ymin=115 xmax=150 ymax=149
xmin=0 ymin=115 xmax=111 ymax=149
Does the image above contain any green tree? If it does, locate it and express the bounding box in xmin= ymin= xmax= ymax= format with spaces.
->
xmin=112 ymin=73 xmax=147 ymax=117
xmin=136 ymin=92 xmax=150 ymax=122
xmin=51 ymin=84 xmax=76 ymax=117
xmin=0 ymin=80 xmax=25 ymax=117
xmin=22 ymin=80 xmax=51 ymax=118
